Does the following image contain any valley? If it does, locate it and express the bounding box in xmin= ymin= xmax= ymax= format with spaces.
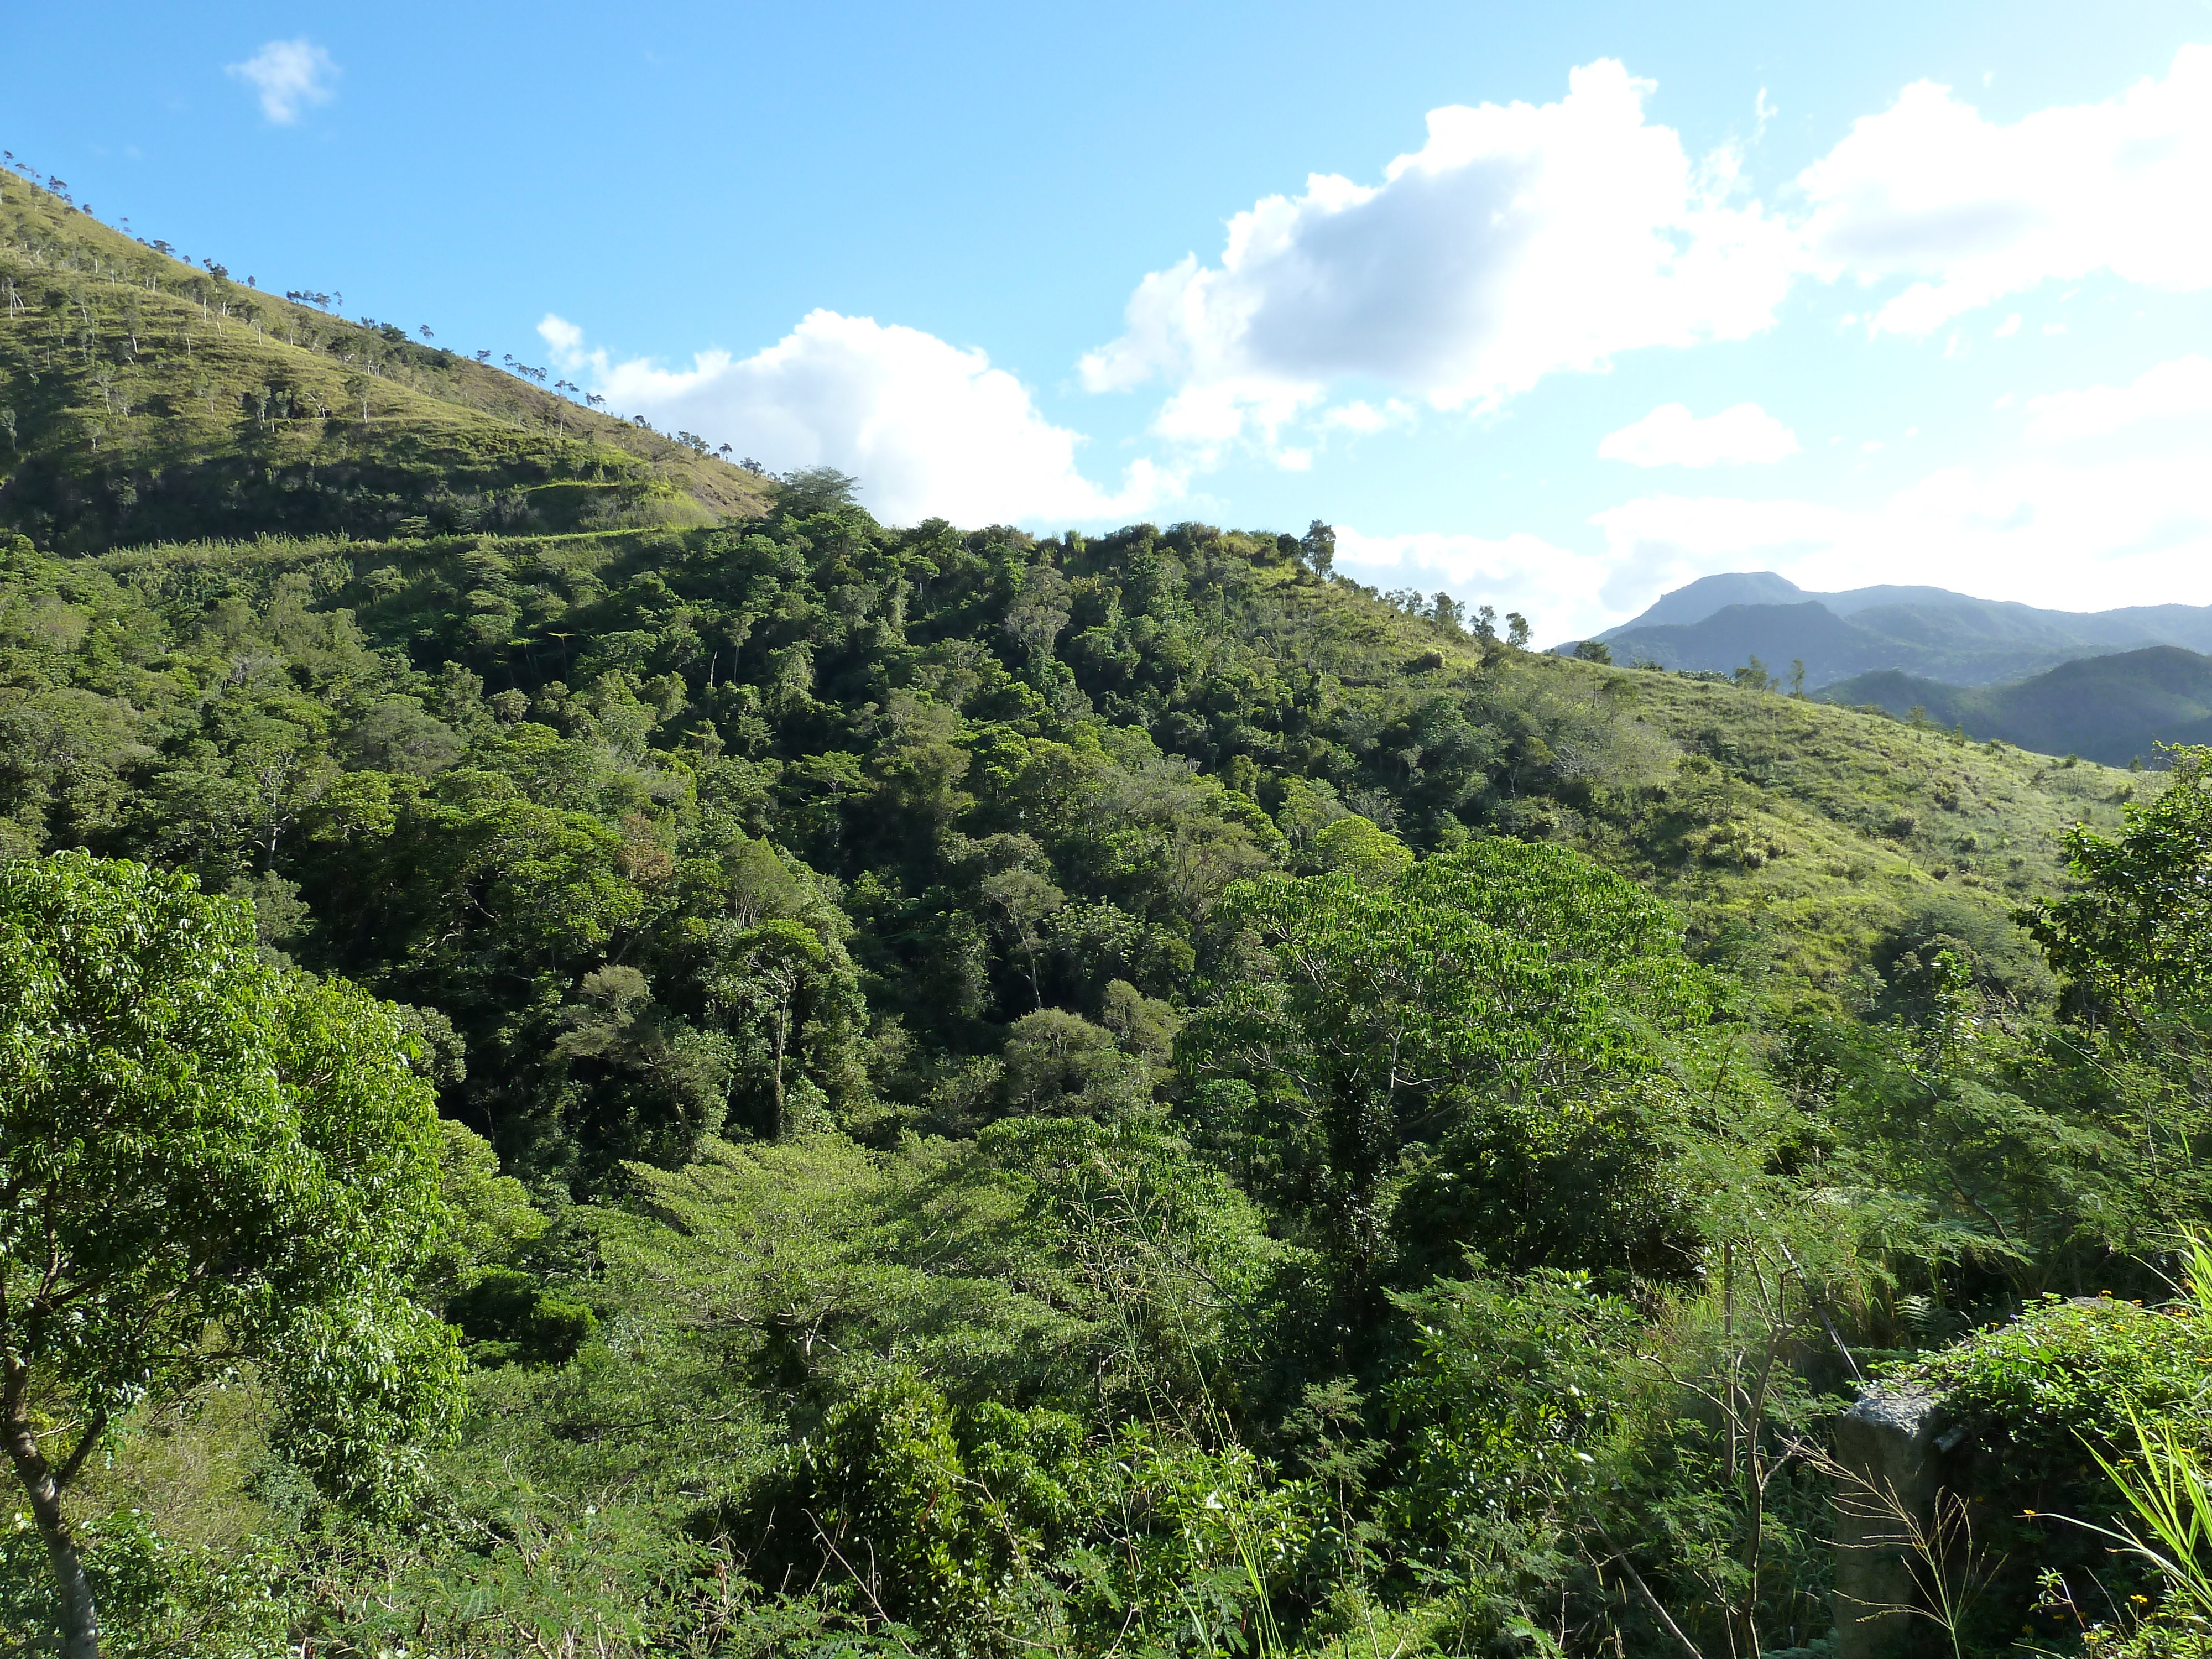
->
xmin=3 ymin=161 xmax=2210 ymax=1659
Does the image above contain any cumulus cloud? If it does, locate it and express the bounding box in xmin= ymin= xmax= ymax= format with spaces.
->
xmin=538 ymin=314 xmax=586 ymax=359
xmin=544 ymin=310 xmax=1172 ymax=526
xmin=2023 ymin=354 xmax=2212 ymax=444
xmin=1076 ymin=48 xmax=2212 ymax=464
xmin=1799 ymin=45 xmax=2212 ymax=333
xmin=227 ymin=38 xmax=338 ymax=125
xmin=1597 ymin=401 xmax=1799 ymax=466
xmin=1587 ymin=448 xmax=2212 ymax=626
xmin=1082 ymin=59 xmax=1798 ymax=451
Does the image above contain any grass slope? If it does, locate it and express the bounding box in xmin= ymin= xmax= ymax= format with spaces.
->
xmin=0 ymin=170 xmax=770 ymax=549
xmin=1613 ymin=663 xmax=2137 ymax=992
xmin=1822 ymin=645 xmax=2212 ymax=766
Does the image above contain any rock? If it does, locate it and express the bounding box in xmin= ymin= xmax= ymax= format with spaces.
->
xmin=1833 ymin=1383 xmax=1952 ymax=1659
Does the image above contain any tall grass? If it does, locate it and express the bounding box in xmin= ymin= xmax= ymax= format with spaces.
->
xmin=2074 ymin=1237 xmax=2212 ymax=1629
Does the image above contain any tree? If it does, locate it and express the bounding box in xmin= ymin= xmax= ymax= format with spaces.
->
xmin=1300 ymin=519 xmax=1336 ymax=577
xmin=778 ymin=465 xmax=862 ymax=517
xmin=1573 ymin=639 xmax=1613 ymax=665
xmin=2024 ymin=745 xmax=2212 ymax=1019
xmin=0 ymin=853 xmax=466 ymax=1658
xmin=554 ymin=965 xmax=736 ymax=1173
xmin=1312 ymin=813 xmax=1413 ymax=886
xmin=1181 ymin=841 xmax=1731 ymax=1334
xmin=1506 ymin=611 xmax=1531 ymax=649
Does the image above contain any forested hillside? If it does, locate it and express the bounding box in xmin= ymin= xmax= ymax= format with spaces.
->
xmin=1825 ymin=645 xmax=2212 ymax=766
xmin=5 ymin=159 xmax=2212 ymax=1659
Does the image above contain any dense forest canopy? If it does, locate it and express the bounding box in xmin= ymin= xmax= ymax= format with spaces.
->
xmin=4 ymin=158 xmax=2212 ymax=1659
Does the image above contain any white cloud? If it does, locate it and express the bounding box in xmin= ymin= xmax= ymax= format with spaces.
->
xmin=1318 ymin=398 xmax=1416 ymax=435
xmin=227 ymin=38 xmax=338 ymax=125
xmin=2024 ymin=354 xmax=2212 ymax=444
xmin=1598 ymin=401 xmax=1799 ymax=466
xmin=1082 ymin=59 xmax=1799 ymax=451
xmin=1799 ymin=45 xmax=2212 ymax=333
xmin=547 ymin=310 xmax=1173 ymax=526
xmin=1587 ymin=448 xmax=2212 ymax=625
xmin=1077 ymin=48 xmax=2212 ymax=465
xmin=1360 ymin=418 xmax=2212 ymax=643
xmin=1336 ymin=527 xmax=1615 ymax=637
xmin=538 ymin=314 xmax=586 ymax=359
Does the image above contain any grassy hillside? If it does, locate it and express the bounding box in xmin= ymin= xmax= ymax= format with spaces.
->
xmin=1592 ymin=658 xmax=2136 ymax=993
xmin=1823 ymin=644 xmax=2212 ymax=766
xmin=0 ymin=168 xmax=770 ymax=549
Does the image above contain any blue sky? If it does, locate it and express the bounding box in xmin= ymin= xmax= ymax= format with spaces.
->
xmin=7 ymin=1 xmax=2211 ymax=639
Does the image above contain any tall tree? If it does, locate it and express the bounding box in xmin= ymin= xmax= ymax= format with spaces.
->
xmin=0 ymin=854 xmax=466 ymax=1658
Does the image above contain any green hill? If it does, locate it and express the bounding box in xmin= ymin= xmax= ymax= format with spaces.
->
xmin=1823 ymin=644 xmax=2212 ymax=765
xmin=2 ymin=515 xmax=2138 ymax=1093
xmin=4 ymin=504 xmax=2176 ymax=1654
xmin=7 ymin=164 xmax=2211 ymax=1659
xmin=0 ymin=170 xmax=770 ymax=549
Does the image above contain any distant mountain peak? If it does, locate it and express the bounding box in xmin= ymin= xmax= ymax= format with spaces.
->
xmin=1588 ymin=570 xmax=2212 ymax=693
xmin=1626 ymin=572 xmax=1806 ymax=630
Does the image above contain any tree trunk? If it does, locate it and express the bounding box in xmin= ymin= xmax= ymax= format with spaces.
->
xmin=770 ymin=1008 xmax=789 ymax=1136
xmin=2 ymin=1415 xmax=100 ymax=1659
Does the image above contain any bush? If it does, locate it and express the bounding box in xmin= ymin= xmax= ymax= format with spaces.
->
xmin=1892 ymin=1296 xmax=2212 ymax=1651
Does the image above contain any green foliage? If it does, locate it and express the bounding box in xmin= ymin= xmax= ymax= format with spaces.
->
xmin=1382 ymin=1265 xmax=1639 ymax=1588
xmin=0 ymin=853 xmax=461 ymax=1460
xmin=446 ymin=1268 xmax=597 ymax=1369
xmin=0 ymin=1509 xmax=293 ymax=1659
xmin=2026 ymin=745 xmax=2212 ymax=1018
xmin=731 ymin=1365 xmax=1318 ymax=1653
xmin=0 ymin=851 xmax=463 ymax=1651
xmin=1182 ymin=839 xmax=1764 ymax=1329
xmin=1891 ymin=1294 xmax=2212 ymax=1651
xmin=0 ymin=208 xmax=2201 ymax=1652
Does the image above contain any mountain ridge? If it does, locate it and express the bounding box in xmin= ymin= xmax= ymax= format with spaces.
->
xmin=1822 ymin=644 xmax=2212 ymax=766
xmin=1584 ymin=571 xmax=2212 ymax=689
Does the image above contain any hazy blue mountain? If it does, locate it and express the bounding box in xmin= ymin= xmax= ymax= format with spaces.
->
xmin=1820 ymin=645 xmax=2212 ymax=765
xmin=1624 ymin=571 xmax=1807 ymax=627
xmin=1578 ymin=572 xmax=2212 ymax=687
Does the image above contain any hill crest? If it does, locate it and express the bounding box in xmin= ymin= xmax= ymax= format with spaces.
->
xmin=0 ymin=168 xmax=771 ymax=550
